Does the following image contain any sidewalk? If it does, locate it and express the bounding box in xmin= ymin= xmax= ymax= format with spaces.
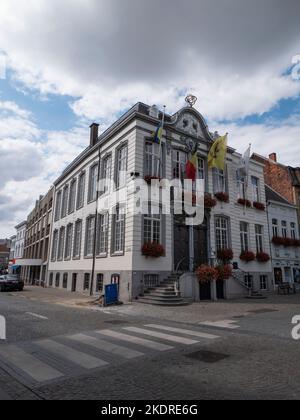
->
xmin=9 ymin=286 xmax=300 ymax=325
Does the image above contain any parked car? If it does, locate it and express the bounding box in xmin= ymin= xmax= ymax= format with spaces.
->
xmin=0 ymin=275 xmax=24 ymax=292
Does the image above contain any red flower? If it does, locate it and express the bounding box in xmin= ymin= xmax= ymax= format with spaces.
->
xmin=216 ymin=264 xmax=232 ymax=281
xmin=142 ymin=242 xmax=165 ymax=258
xmin=253 ymin=202 xmax=265 ymax=211
xmin=256 ymin=252 xmax=270 ymax=263
xmin=237 ymin=198 xmax=252 ymax=208
xmin=217 ymin=248 xmax=234 ymax=263
xmin=240 ymin=251 xmax=256 ymax=262
xmin=204 ymin=194 xmax=217 ymax=209
xmin=215 ymin=192 xmax=229 ymax=203
xmin=196 ymin=265 xmax=218 ymax=284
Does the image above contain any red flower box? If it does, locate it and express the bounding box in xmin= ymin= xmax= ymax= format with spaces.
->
xmin=204 ymin=194 xmax=217 ymax=209
xmin=272 ymin=236 xmax=285 ymax=246
xmin=144 ymin=176 xmax=161 ymax=185
xmin=196 ymin=265 xmax=218 ymax=284
xmin=217 ymin=248 xmax=234 ymax=263
xmin=240 ymin=251 xmax=255 ymax=262
xmin=142 ymin=242 xmax=165 ymax=258
xmin=256 ymin=252 xmax=270 ymax=263
xmin=216 ymin=264 xmax=232 ymax=281
xmin=253 ymin=202 xmax=265 ymax=211
xmin=215 ymin=192 xmax=229 ymax=203
xmin=237 ymin=198 xmax=252 ymax=208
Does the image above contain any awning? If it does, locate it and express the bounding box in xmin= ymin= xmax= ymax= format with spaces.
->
xmin=11 ymin=265 xmax=21 ymax=269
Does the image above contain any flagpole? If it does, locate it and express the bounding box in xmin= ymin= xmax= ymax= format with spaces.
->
xmin=243 ymin=143 xmax=251 ymax=215
xmin=156 ymin=106 xmax=166 ymax=178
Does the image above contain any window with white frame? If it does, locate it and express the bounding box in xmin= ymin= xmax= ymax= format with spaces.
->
xmin=240 ymin=222 xmax=249 ymax=252
xmin=76 ymin=172 xmax=86 ymax=209
xmin=63 ymin=273 xmax=68 ymax=289
xmin=144 ymin=208 xmax=161 ymax=244
xmin=61 ymin=185 xmax=69 ymax=218
xmin=57 ymin=227 xmax=65 ymax=260
xmin=291 ymin=222 xmax=296 ymax=239
xmin=85 ymin=216 xmax=95 ymax=257
xmin=113 ymin=207 xmax=125 ymax=253
xmin=54 ymin=191 xmax=62 ymax=221
xmin=73 ymin=220 xmax=82 ymax=259
xmin=281 ymin=221 xmax=287 ymax=238
xmin=84 ymin=273 xmax=90 ymax=291
xmin=244 ymin=275 xmax=253 ymax=289
xmin=272 ymin=219 xmax=278 ymax=237
xmin=88 ymin=164 xmax=98 ymax=202
xmin=64 ymin=224 xmax=73 ymax=260
xmin=101 ymin=155 xmax=112 ymax=194
xmin=51 ymin=230 xmax=58 ymax=261
xmin=198 ymin=157 xmax=205 ymax=180
xmin=251 ymin=177 xmax=260 ymax=202
xmin=213 ymin=168 xmax=226 ymax=193
xmin=172 ymin=149 xmax=187 ymax=180
xmin=260 ymin=275 xmax=268 ymax=290
xmin=96 ymin=213 xmax=109 ymax=255
xmin=145 ymin=141 xmax=162 ymax=178
xmin=255 ymin=224 xmax=264 ymax=253
xmin=96 ymin=274 xmax=104 ymax=293
xmin=68 ymin=179 xmax=77 ymax=214
xmin=215 ymin=217 xmax=229 ymax=251
xmin=116 ymin=145 xmax=127 ymax=189
xmin=236 ymin=172 xmax=246 ymax=199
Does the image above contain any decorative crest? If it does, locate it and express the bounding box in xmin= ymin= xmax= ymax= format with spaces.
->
xmin=185 ymin=94 xmax=197 ymax=108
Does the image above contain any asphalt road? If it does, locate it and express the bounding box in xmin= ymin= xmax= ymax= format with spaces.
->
xmin=0 ymin=289 xmax=300 ymax=400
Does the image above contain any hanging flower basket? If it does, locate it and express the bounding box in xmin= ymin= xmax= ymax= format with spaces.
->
xmin=216 ymin=264 xmax=232 ymax=281
xmin=253 ymin=202 xmax=265 ymax=211
xmin=256 ymin=252 xmax=270 ymax=263
xmin=237 ymin=198 xmax=252 ymax=208
xmin=240 ymin=251 xmax=256 ymax=262
xmin=215 ymin=191 xmax=229 ymax=203
xmin=142 ymin=242 xmax=165 ymax=258
xmin=196 ymin=265 xmax=218 ymax=284
xmin=204 ymin=194 xmax=217 ymax=209
xmin=217 ymin=248 xmax=234 ymax=263
xmin=144 ymin=176 xmax=161 ymax=185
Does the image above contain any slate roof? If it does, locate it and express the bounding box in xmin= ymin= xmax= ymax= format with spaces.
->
xmin=265 ymin=185 xmax=294 ymax=206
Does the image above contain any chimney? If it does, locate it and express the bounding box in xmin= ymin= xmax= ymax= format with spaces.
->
xmin=90 ymin=123 xmax=99 ymax=147
xmin=269 ymin=153 xmax=277 ymax=162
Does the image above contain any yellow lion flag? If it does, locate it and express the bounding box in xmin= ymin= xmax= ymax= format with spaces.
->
xmin=208 ymin=134 xmax=228 ymax=170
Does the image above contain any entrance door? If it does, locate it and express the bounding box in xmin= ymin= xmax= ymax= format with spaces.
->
xmin=71 ymin=273 xmax=77 ymax=292
xmin=199 ymin=282 xmax=211 ymax=300
xmin=216 ymin=280 xmax=225 ymax=299
xmin=274 ymin=268 xmax=283 ymax=285
xmin=174 ymin=215 xmax=189 ymax=271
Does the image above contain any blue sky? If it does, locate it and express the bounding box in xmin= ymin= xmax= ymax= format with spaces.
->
xmin=0 ymin=0 xmax=300 ymax=237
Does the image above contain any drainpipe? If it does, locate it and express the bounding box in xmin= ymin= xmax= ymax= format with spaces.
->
xmin=90 ymin=143 xmax=102 ymax=297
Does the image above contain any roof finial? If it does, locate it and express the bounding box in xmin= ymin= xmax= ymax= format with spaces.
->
xmin=185 ymin=94 xmax=197 ymax=107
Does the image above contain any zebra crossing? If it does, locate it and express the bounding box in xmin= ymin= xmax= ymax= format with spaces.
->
xmin=0 ymin=323 xmax=220 ymax=386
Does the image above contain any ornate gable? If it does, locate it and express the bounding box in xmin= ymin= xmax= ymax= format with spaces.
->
xmin=167 ymin=107 xmax=213 ymax=142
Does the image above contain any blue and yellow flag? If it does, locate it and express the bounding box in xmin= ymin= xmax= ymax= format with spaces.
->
xmin=152 ymin=123 xmax=163 ymax=144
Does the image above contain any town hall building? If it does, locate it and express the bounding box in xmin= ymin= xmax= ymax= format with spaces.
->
xmin=47 ymin=100 xmax=274 ymax=303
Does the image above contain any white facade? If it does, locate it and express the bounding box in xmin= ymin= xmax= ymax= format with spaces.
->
xmin=266 ymin=186 xmax=300 ymax=284
xmin=14 ymin=221 xmax=27 ymax=260
xmin=48 ymin=103 xmax=272 ymax=301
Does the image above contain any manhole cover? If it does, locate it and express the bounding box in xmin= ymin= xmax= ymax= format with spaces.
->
xmin=104 ymin=320 xmax=129 ymax=325
xmin=186 ymin=350 xmax=229 ymax=363
xmin=248 ymin=309 xmax=278 ymax=314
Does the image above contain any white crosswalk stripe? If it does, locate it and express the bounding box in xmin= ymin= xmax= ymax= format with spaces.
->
xmin=98 ymin=329 xmax=173 ymax=351
xmin=0 ymin=345 xmax=63 ymax=382
xmin=36 ymin=339 xmax=108 ymax=369
xmin=123 ymin=327 xmax=199 ymax=345
xmin=199 ymin=320 xmax=240 ymax=330
xmin=0 ymin=323 xmax=224 ymax=385
xmin=145 ymin=324 xmax=219 ymax=339
xmin=68 ymin=333 xmax=144 ymax=359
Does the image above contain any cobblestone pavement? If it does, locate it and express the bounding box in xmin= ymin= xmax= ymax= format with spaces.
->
xmin=1 ymin=287 xmax=300 ymax=400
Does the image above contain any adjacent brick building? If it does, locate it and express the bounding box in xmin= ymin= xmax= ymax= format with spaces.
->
xmin=252 ymin=153 xmax=300 ymax=230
